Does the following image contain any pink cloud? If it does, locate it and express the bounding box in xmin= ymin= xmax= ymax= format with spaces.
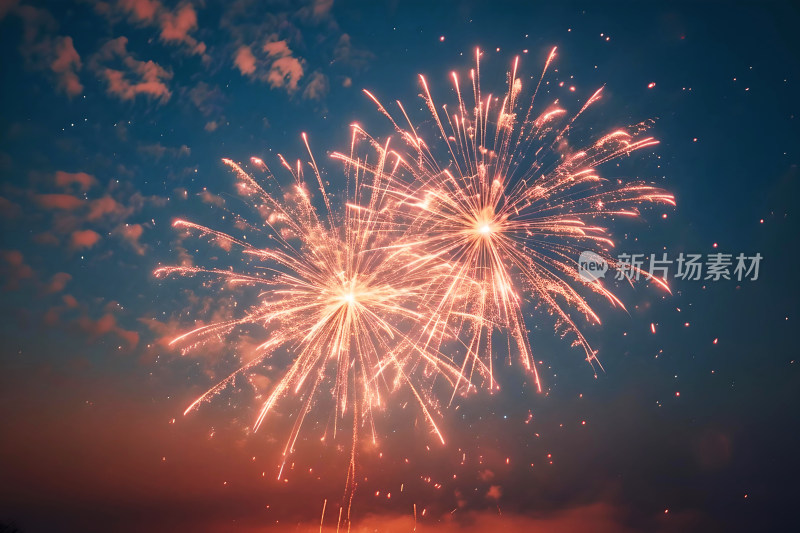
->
xmin=93 ymin=37 xmax=172 ymax=102
xmin=0 ymin=196 xmax=22 ymax=218
xmin=159 ymin=3 xmax=205 ymax=55
xmin=486 ymin=484 xmax=502 ymax=500
xmin=33 ymin=232 xmax=59 ymax=246
xmin=140 ymin=316 xmax=183 ymax=350
xmin=263 ymin=39 xmax=303 ymax=92
xmin=199 ymin=190 xmax=225 ymax=207
xmin=87 ymin=196 xmax=126 ymax=221
xmin=263 ymin=39 xmax=291 ymax=58
xmin=43 ymin=306 xmax=61 ymax=326
xmin=1 ymin=250 xmax=35 ymax=289
xmin=70 ymin=229 xmax=102 ymax=250
xmin=103 ymin=64 xmax=171 ymax=101
xmin=34 ymin=193 xmax=84 ymax=210
xmin=235 ymin=38 xmax=305 ymax=94
xmin=55 ymin=171 xmax=97 ymax=191
xmin=116 ymin=328 xmax=140 ymax=349
xmin=62 ymin=294 xmax=79 ymax=308
xmin=77 ymin=312 xmax=139 ymax=348
xmin=116 ymin=223 xmax=146 ymax=254
xmin=302 ymin=70 xmax=328 ymax=101
xmin=137 ymin=142 xmax=190 ymax=160
xmin=117 ymin=0 xmax=206 ymax=56
xmin=0 ymin=0 xmax=21 ymax=21
xmin=267 ymin=56 xmax=303 ymax=92
xmin=333 ymin=33 xmax=373 ymax=70
xmin=50 ymin=36 xmax=82 ymax=96
xmin=45 ymin=272 xmax=72 ymax=293
xmin=118 ymin=0 xmax=161 ymax=23
xmin=10 ymin=6 xmax=87 ymax=97
xmin=312 ymin=0 xmax=333 ymax=19
xmin=234 ymin=45 xmax=256 ymax=75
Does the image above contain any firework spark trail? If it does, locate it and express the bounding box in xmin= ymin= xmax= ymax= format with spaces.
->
xmin=334 ymin=47 xmax=675 ymax=395
xmin=155 ymin=137 xmax=473 ymax=526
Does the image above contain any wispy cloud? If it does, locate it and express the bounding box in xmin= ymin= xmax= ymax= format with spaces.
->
xmin=1 ymin=249 xmax=35 ymax=290
xmin=91 ymin=36 xmax=173 ymax=103
xmin=70 ymin=229 xmax=102 ymax=250
xmin=55 ymin=171 xmax=97 ymax=192
xmin=116 ymin=0 xmax=207 ymax=57
xmin=7 ymin=4 xmax=84 ymax=96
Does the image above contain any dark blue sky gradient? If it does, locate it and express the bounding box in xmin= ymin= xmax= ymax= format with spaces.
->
xmin=1 ymin=1 xmax=799 ymax=531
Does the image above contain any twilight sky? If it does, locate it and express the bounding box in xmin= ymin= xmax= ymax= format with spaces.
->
xmin=1 ymin=1 xmax=799 ymax=532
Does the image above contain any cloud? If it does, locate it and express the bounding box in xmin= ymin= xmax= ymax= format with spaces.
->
xmin=0 ymin=0 xmax=20 ymax=21
xmin=55 ymin=171 xmax=97 ymax=191
xmin=220 ymin=2 xmax=373 ymax=103
xmin=204 ymin=120 xmax=218 ymax=132
xmin=33 ymin=232 xmax=59 ymax=245
xmin=45 ymin=272 xmax=72 ymax=294
xmin=302 ymin=70 xmax=328 ymax=101
xmin=334 ymin=33 xmax=374 ymax=70
xmin=263 ymin=39 xmax=292 ymax=58
xmin=263 ymin=38 xmax=303 ymax=92
xmin=267 ymin=55 xmax=304 ymax=91
xmin=199 ymin=190 xmax=225 ymax=207
xmin=77 ymin=312 xmax=139 ymax=348
xmin=234 ymin=45 xmax=256 ymax=75
xmin=234 ymin=38 xmax=305 ymax=94
xmin=312 ymin=0 xmax=333 ymax=19
xmin=117 ymin=0 xmax=207 ymax=57
xmin=104 ymin=63 xmax=172 ymax=101
xmin=159 ymin=3 xmax=205 ymax=55
xmin=92 ymin=36 xmax=173 ymax=102
xmin=331 ymin=505 xmax=638 ymax=533
xmin=0 ymin=195 xmax=22 ymax=218
xmin=49 ymin=36 xmax=83 ymax=96
xmin=137 ymin=142 xmax=191 ymax=160
xmin=485 ymin=485 xmax=502 ymax=500
xmin=43 ymin=306 xmax=61 ymax=326
xmin=115 ymin=223 xmax=146 ymax=255
xmin=87 ymin=196 xmax=127 ymax=221
xmin=62 ymin=294 xmax=79 ymax=308
xmin=34 ymin=193 xmax=84 ymax=210
xmin=1 ymin=250 xmax=35 ymax=290
xmin=118 ymin=0 xmax=160 ymax=23
xmin=187 ymin=81 xmax=225 ymax=117
xmin=477 ymin=469 xmax=494 ymax=482
xmin=70 ymin=229 xmax=102 ymax=250
xmin=11 ymin=5 xmax=84 ymax=97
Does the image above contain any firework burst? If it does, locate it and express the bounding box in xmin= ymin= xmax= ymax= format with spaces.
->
xmin=334 ymin=47 xmax=675 ymax=394
xmin=155 ymin=136 xmax=471 ymax=522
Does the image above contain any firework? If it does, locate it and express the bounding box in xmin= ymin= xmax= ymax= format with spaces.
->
xmin=155 ymin=136 xmax=470 ymax=524
xmin=155 ymin=48 xmax=674 ymax=527
xmin=334 ymin=47 xmax=675 ymax=394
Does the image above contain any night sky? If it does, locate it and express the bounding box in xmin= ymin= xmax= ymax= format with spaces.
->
xmin=1 ymin=1 xmax=799 ymax=532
